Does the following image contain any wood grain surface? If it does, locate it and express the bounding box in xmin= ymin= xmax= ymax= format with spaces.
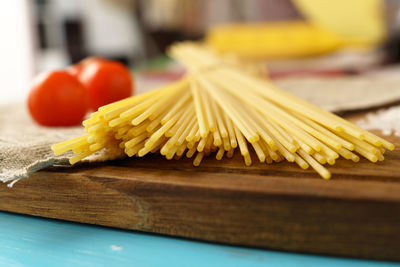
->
xmin=1 ymin=115 xmax=399 ymax=261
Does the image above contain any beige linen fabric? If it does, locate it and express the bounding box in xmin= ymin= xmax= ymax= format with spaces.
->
xmin=0 ymin=104 xmax=112 ymax=185
xmin=276 ymin=76 xmax=400 ymax=113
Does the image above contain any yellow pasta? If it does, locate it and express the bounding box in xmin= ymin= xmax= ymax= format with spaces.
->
xmin=52 ymin=42 xmax=395 ymax=179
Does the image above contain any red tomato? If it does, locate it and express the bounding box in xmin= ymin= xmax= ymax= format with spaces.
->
xmin=76 ymin=59 xmax=134 ymax=111
xmin=67 ymin=57 xmax=107 ymax=77
xmin=27 ymin=71 xmax=88 ymax=126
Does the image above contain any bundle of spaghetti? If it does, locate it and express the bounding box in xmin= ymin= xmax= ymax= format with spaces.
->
xmin=52 ymin=42 xmax=394 ymax=179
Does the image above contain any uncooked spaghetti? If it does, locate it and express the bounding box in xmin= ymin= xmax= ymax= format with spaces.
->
xmin=52 ymin=42 xmax=394 ymax=179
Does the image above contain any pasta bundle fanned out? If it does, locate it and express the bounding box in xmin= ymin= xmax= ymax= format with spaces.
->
xmin=52 ymin=43 xmax=394 ymax=179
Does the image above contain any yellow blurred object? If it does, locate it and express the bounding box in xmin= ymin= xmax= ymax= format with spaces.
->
xmin=206 ymin=21 xmax=342 ymax=59
xmin=293 ymin=0 xmax=386 ymax=47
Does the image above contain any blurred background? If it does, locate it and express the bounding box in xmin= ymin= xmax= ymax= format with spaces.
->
xmin=2 ymin=0 xmax=400 ymax=104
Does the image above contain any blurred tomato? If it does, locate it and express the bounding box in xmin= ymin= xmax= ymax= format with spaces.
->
xmin=27 ymin=71 xmax=87 ymax=126
xmin=75 ymin=59 xmax=134 ymax=111
xmin=67 ymin=57 xmax=107 ymax=77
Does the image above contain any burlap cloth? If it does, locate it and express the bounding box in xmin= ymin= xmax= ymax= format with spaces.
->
xmin=2 ymin=75 xmax=400 ymax=185
xmin=0 ymin=104 xmax=112 ymax=185
xmin=276 ymin=76 xmax=400 ymax=112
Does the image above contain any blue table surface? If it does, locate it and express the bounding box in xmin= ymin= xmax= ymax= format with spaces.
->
xmin=0 ymin=212 xmax=398 ymax=267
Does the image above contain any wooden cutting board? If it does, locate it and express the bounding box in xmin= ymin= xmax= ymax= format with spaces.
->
xmin=0 ymin=114 xmax=399 ymax=261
